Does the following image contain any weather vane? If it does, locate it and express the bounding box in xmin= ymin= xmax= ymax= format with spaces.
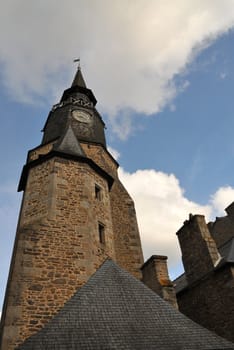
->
xmin=73 ymin=58 xmax=81 ymax=69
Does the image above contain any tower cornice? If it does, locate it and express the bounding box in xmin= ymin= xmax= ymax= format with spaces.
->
xmin=18 ymin=150 xmax=114 ymax=192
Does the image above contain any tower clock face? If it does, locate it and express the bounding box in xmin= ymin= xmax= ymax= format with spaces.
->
xmin=72 ymin=110 xmax=92 ymax=124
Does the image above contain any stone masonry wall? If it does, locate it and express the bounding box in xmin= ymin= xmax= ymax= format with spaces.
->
xmin=177 ymin=265 xmax=234 ymax=342
xmin=28 ymin=142 xmax=54 ymax=162
xmin=1 ymin=156 xmax=115 ymax=350
xmin=81 ymin=142 xmax=118 ymax=178
xmin=208 ymin=202 xmax=234 ymax=247
xmin=177 ymin=215 xmax=220 ymax=284
xmin=110 ymin=180 xmax=144 ymax=279
xmin=141 ymin=255 xmax=178 ymax=308
xmin=1 ymin=142 xmax=145 ymax=349
xmin=81 ymin=143 xmax=144 ymax=278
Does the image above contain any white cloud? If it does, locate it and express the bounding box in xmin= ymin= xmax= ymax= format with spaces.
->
xmin=107 ymin=146 xmax=120 ymax=161
xmin=118 ymin=167 xmax=211 ymax=277
xmin=118 ymin=167 xmax=234 ymax=278
xmin=210 ymin=186 xmax=234 ymax=216
xmin=1 ymin=1 xmax=234 ymax=137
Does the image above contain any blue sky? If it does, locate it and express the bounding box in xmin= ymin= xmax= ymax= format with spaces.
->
xmin=108 ymin=32 xmax=234 ymax=203
xmin=1 ymin=1 xmax=234 ymax=312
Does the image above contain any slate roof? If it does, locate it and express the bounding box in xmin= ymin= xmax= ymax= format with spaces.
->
xmin=71 ymin=66 xmax=87 ymax=88
xmin=175 ymin=236 xmax=234 ymax=293
xmin=17 ymin=259 xmax=234 ymax=350
xmin=53 ymin=125 xmax=86 ymax=157
xmin=174 ymin=273 xmax=188 ymax=293
xmin=219 ymin=237 xmax=234 ymax=263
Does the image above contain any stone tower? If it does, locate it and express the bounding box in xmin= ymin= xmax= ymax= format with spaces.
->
xmin=0 ymin=67 xmax=144 ymax=350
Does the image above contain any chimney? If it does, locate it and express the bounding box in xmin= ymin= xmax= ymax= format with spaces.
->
xmin=176 ymin=214 xmax=220 ymax=285
xmin=141 ymin=255 xmax=178 ymax=308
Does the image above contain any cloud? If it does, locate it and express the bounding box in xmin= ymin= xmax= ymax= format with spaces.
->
xmin=118 ymin=167 xmax=234 ymax=278
xmin=1 ymin=1 xmax=234 ymax=137
xmin=1 ymin=169 xmax=234 ymax=302
xmin=220 ymin=72 xmax=227 ymax=79
xmin=210 ymin=186 xmax=234 ymax=216
xmin=0 ymin=183 xmax=21 ymax=262
xmin=118 ymin=167 xmax=211 ymax=277
xmin=0 ymin=183 xmax=22 ymax=309
xmin=107 ymin=146 xmax=120 ymax=161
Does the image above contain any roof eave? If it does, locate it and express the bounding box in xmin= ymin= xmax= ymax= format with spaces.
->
xmin=18 ymin=151 xmax=114 ymax=192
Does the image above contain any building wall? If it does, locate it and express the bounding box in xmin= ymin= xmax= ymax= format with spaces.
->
xmin=141 ymin=255 xmax=178 ymax=308
xmin=176 ymin=214 xmax=234 ymax=343
xmin=81 ymin=142 xmax=118 ymax=178
xmin=81 ymin=142 xmax=144 ymax=278
xmin=1 ymin=143 xmax=144 ymax=349
xmin=177 ymin=265 xmax=234 ymax=342
xmin=208 ymin=202 xmax=234 ymax=247
xmin=1 ymin=155 xmax=115 ymax=349
xmin=110 ymin=179 xmax=144 ymax=279
xmin=177 ymin=215 xmax=220 ymax=285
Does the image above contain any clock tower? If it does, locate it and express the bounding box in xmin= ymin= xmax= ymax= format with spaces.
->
xmin=0 ymin=67 xmax=144 ymax=349
xmin=42 ymin=66 xmax=106 ymax=147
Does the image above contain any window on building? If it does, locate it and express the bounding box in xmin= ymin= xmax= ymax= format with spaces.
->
xmin=98 ymin=223 xmax=105 ymax=244
xmin=95 ymin=184 xmax=101 ymax=200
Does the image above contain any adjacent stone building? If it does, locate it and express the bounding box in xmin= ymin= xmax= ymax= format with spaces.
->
xmin=175 ymin=206 xmax=234 ymax=343
xmin=0 ymin=66 xmax=233 ymax=349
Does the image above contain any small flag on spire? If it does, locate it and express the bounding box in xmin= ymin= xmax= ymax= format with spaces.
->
xmin=73 ymin=58 xmax=81 ymax=69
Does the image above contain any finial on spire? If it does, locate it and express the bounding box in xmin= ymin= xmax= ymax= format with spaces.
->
xmin=73 ymin=58 xmax=81 ymax=70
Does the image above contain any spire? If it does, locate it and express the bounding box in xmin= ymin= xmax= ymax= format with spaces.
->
xmin=42 ymin=63 xmax=104 ymax=147
xmin=71 ymin=66 xmax=87 ymax=88
xmin=59 ymin=63 xmax=97 ymax=106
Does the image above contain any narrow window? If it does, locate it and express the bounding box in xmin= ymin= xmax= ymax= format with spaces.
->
xmin=98 ymin=223 xmax=105 ymax=244
xmin=95 ymin=184 xmax=101 ymax=200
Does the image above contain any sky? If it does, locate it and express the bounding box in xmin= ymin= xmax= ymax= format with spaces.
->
xmin=1 ymin=0 xmax=234 ymax=312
